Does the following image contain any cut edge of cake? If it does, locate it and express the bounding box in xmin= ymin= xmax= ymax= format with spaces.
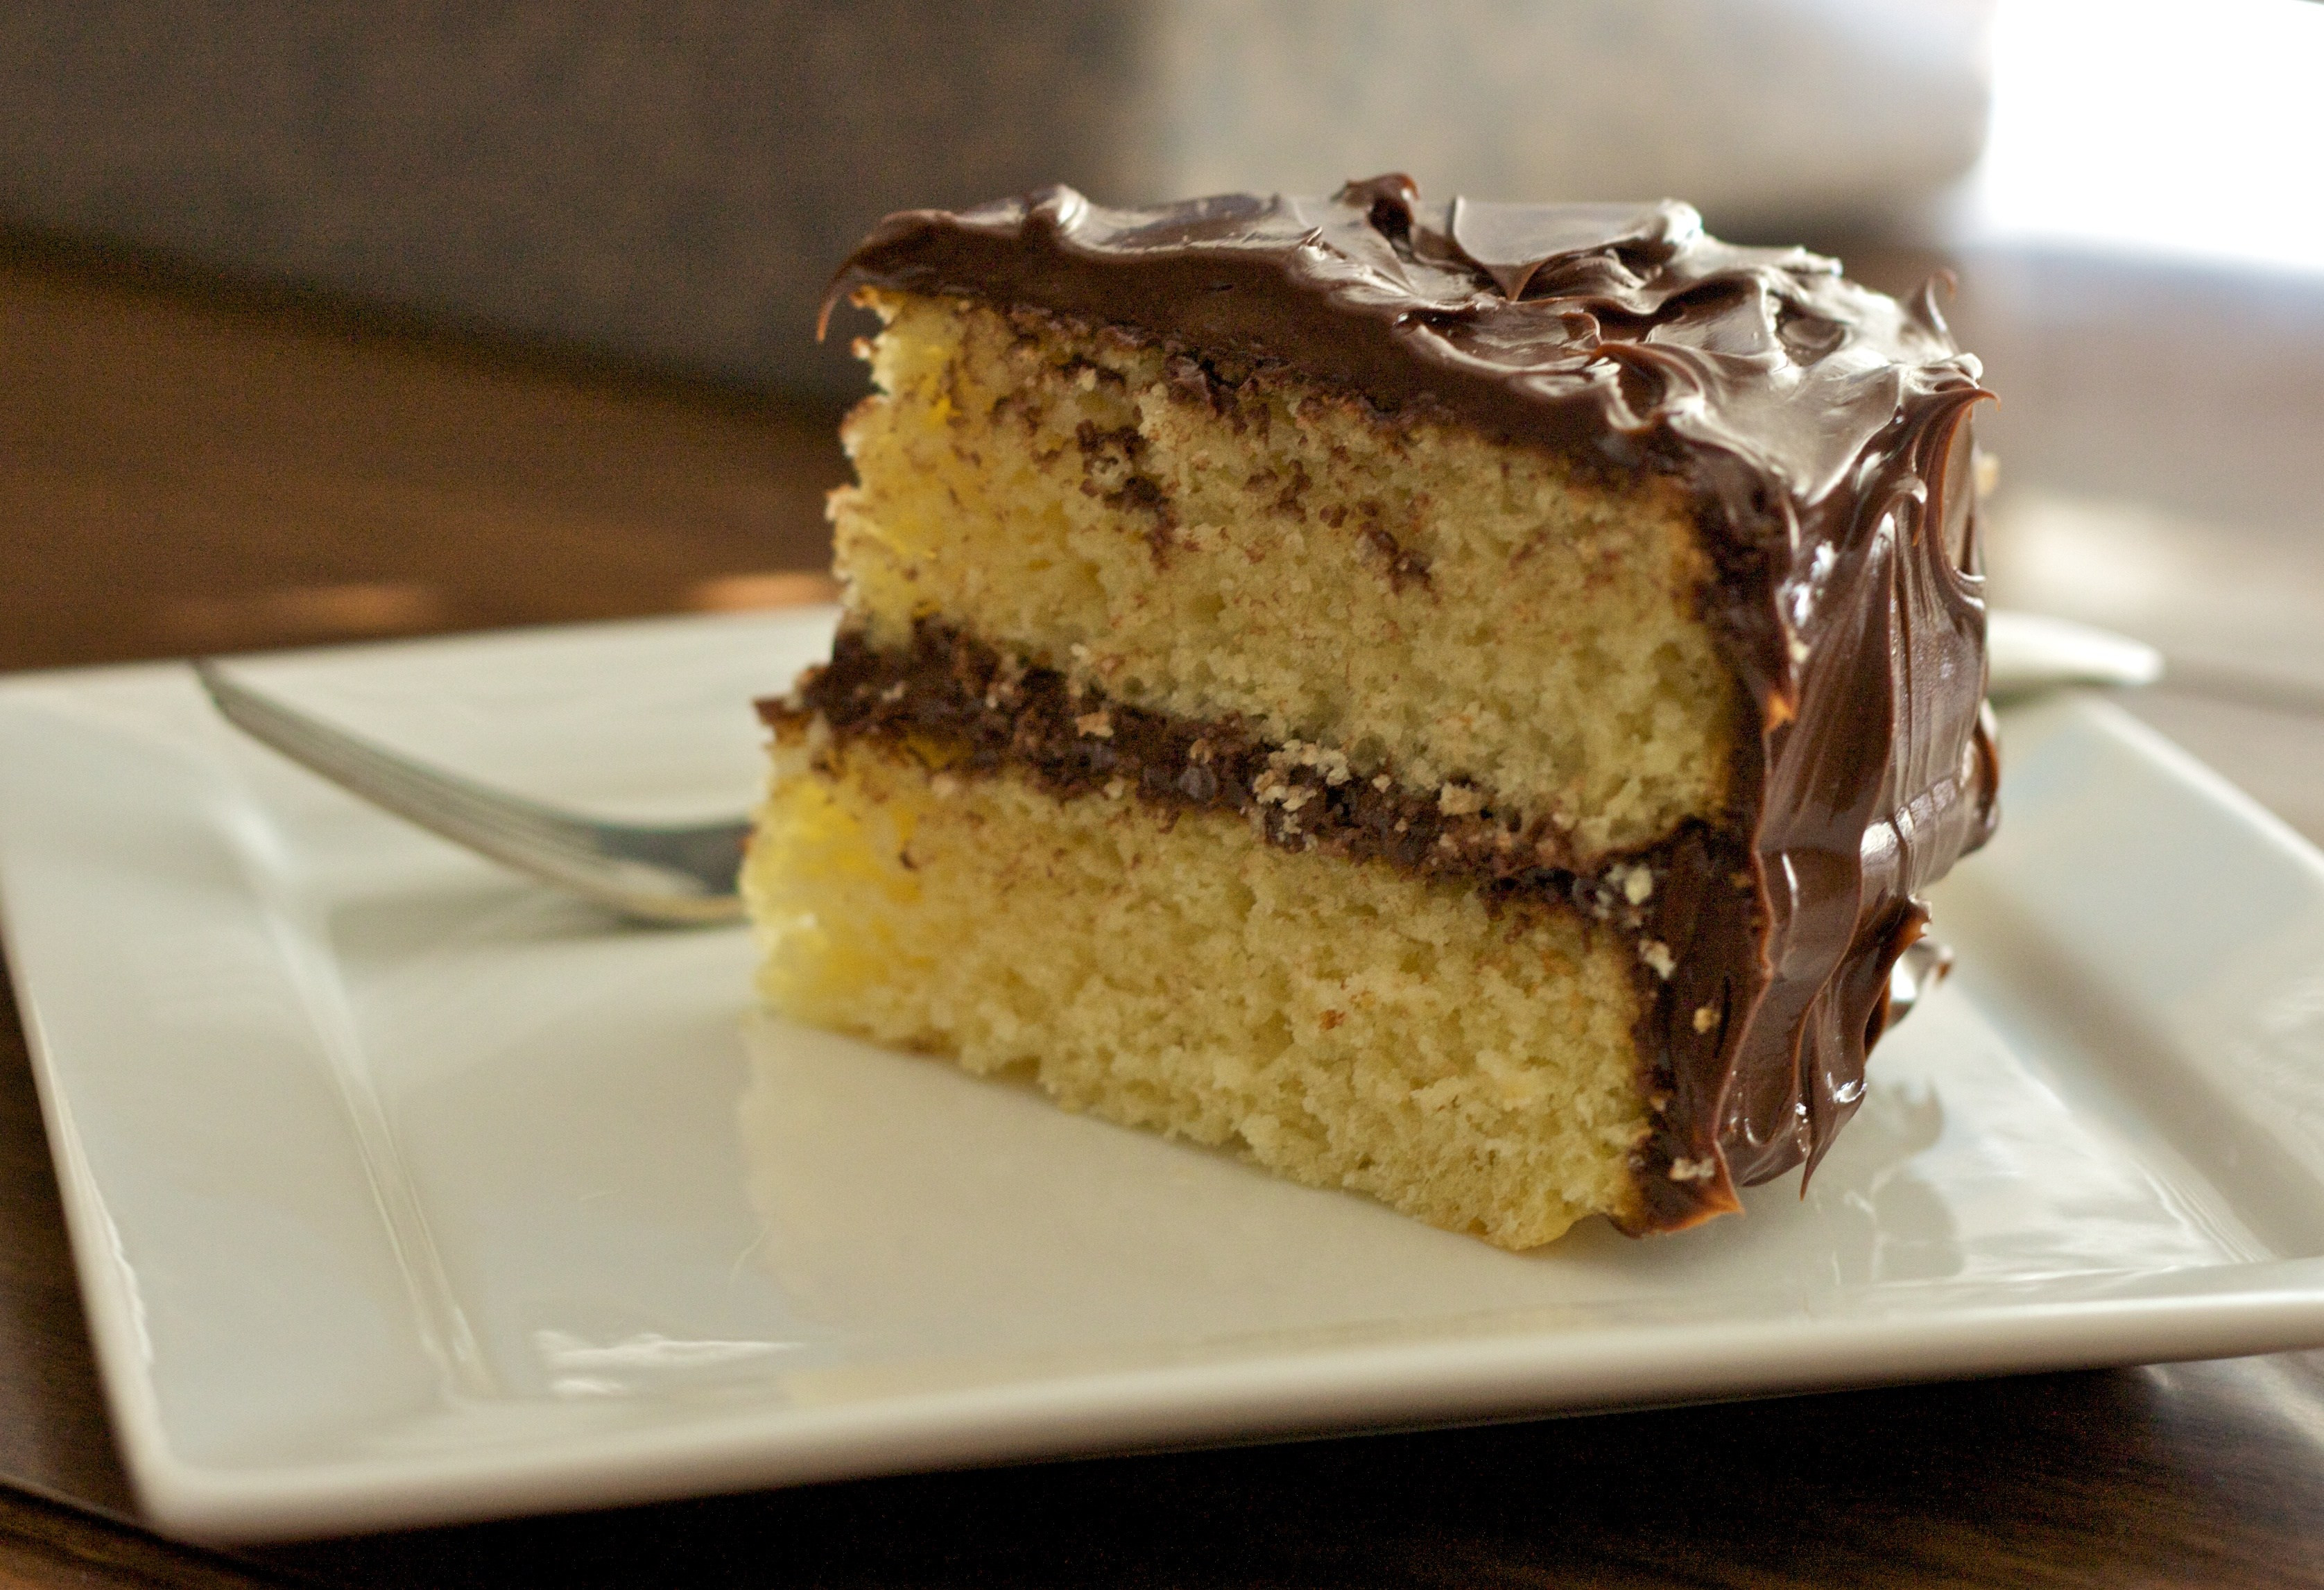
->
xmin=746 ymin=177 xmax=1997 ymax=1247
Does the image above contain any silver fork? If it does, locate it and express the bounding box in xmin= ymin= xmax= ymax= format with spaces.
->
xmin=192 ymin=660 xmax=750 ymax=925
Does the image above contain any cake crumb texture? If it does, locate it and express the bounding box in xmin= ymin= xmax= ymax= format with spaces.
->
xmin=746 ymin=732 xmax=1652 ymax=1248
xmin=833 ymin=291 xmax=1739 ymax=863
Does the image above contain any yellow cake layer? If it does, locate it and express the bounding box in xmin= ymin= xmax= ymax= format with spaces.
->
xmin=831 ymin=290 xmax=1740 ymax=864
xmin=744 ymin=727 xmax=1653 ymax=1247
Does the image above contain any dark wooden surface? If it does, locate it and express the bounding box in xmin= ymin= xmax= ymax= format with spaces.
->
xmin=6 ymin=230 xmax=2324 ymax=1586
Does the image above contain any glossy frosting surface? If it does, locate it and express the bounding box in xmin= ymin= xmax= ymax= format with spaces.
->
xmin=825 ymin=178 xmax=1998 ymax=1229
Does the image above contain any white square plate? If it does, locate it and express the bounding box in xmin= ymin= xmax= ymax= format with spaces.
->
xmin=5 ymin=610 xmax=2324 ymax=1544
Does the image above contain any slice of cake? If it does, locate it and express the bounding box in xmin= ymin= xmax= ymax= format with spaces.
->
xmin=743 ymin=175 xmax=1997 ymax=1248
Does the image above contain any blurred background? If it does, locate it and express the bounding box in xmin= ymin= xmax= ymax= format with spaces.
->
xmin=0 ymin=0 xmax=2002 ymax=403
xmin=3 ymin=0 xmax=2322 ymax=821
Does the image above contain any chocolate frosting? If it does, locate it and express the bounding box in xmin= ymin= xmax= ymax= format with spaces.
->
xmin=819 ymin=176 xmax=1998 ymax=1229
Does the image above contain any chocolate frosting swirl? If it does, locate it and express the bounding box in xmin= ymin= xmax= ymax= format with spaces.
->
xmin=822 ymin=176 xmax=1997 ymax=1229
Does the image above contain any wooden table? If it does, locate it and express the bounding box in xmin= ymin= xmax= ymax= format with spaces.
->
xmin=6 ymin=228 xmax=2324 ymax=1587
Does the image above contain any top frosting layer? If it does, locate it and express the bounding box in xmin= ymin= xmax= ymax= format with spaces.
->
xmin=826 ymin=175 xmax=1979 ymax=511
xmin=823 ymin=176 xmax=1999 ymax=1223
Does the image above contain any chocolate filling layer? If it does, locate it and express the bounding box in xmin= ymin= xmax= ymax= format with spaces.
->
xmin=765 ymin=619 xmax=1761 ymax=1232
